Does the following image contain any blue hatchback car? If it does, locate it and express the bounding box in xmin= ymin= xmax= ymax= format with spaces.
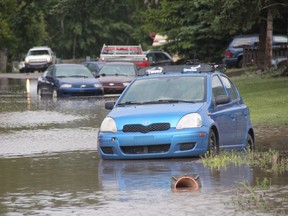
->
xmin=98 ymin=65 xmax=254 ymax=160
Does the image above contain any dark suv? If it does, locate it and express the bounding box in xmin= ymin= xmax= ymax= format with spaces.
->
xmin=223 ymin=35 xmax=288 ymax=68
xmin=145 ymin=50 xmax=174 ymax=66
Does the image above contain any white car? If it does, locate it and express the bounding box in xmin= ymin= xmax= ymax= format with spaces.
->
xmin=25 ymin=46 xmax=56 ymax=72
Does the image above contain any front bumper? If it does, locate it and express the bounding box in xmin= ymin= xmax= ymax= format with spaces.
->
xmin=58 ymin=87 xmax=104 ymax=97
xmin=223 ymin=58 xmax=238 ymax=68
xmin=25 ymin=63 xmax=51 ymax=71
xmin=98 ymin=127 xmax=209 ymax=160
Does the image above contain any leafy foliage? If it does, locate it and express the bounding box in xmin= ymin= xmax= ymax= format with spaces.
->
xmin=0 ymin=0 xmax=287 ymax=67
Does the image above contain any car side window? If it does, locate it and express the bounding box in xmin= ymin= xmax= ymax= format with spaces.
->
xmin=155 ymin=53 xmax=167 ymax=61
xmin=220 ymin=76 xmax=239 ymax=101
xmin=147 ymin=53 xmax=155 ymax=62
xmin=212 ymin=75 xmax=227 ymax=99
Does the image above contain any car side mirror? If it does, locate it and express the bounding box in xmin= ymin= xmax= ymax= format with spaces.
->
xmin=214 ymin=95 xmax=230 ymax=106
xmin=105 ymin=102 xmax=115 ymax=110
xmin=91 ymin=71 xmax=97 ymax=77
xmin=46 ymin=75 xmax=53 ymax=80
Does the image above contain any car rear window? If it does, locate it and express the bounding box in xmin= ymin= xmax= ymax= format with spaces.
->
xmin=231 ymin=37 xmax=257 ymax=48
xmin=273 ymin=36 xmax=288 ymax=45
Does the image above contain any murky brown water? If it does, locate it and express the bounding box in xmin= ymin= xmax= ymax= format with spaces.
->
xmin=0 ymin=76 xmax=287 ymax=215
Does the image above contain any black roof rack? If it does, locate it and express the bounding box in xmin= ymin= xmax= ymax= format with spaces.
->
xmin=138 ymin=59 xmax=226 ymax=76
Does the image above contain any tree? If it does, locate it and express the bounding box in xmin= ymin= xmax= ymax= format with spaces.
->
xmin=143 ymin=0 xmax=288 ymax=67
xmin=48 ymin=0 xmax=148 ymax=59
xmin=257 ymin=0 xmax=288 ymax=70
xmin=0 ymin=0 xmax=50 ymax=72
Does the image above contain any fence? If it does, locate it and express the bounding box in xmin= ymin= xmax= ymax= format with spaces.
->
xmin=243 ymin=45 xmax=288 ymax=67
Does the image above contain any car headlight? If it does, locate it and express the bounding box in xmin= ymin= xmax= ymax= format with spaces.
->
xmin=60 ymin=83 xmax=72 ymax=88
xmin=94 ymin=83 xmax=102 ymax=88
xmin=176 ymin=113 xmax=202 ymax=129
xmin=47 ymin=56 xmax=52 ymax=63
xmin=123 ymin=82 xmax=130 ymax=87
xmin=100 ymin=117 xmax=117 ymax=133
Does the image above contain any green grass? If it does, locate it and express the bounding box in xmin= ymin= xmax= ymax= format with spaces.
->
xmin=230 ymin=74 xmax=288 ymax=125
xmin=202 ymin=149 xmax=288 ymax=173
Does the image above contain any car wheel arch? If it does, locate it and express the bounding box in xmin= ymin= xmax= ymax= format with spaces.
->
xmin=206 ymin=125 xmax=219 ymax=156
xmin=210 ymin=125 xmax=219 ymax=145
xmin=245 ymin=128 xmax=255 ymax=151
xmin=237 ymin=55 xmax=243 ymax=68
xmin=248 ymin=128 xmax=254 ymax=142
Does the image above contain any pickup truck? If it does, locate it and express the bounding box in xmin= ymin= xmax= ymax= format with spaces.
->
xmin=99 ymin=44 xmax=150 ymax=68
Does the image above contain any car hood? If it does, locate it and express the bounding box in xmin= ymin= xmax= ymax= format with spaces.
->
xmin=98 ymin=75 xmax=134 ymax=83
xmin=108 ymin=103 xmax=204 ymax=129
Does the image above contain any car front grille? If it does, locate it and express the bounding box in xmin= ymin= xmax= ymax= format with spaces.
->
xmin=103 ymin=83 xmax=123 ymax=87
xmin=121 ymin=144 xmax=170 ymax=154
xmin=123 ymin=123 xmax=170 ymax=133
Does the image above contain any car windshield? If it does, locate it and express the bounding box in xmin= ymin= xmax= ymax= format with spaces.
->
xmin=55 ymin=66 xmax=94 ymax=78
xmin=99 ymin=65 xmax=136 ymax=76
xmin=118 ymin=76 xmax=206 ymax=105
xmin=28 ymin=50 xmax=49 ymax=55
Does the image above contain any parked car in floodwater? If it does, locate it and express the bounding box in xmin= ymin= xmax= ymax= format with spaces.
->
xmin=37 ymin=64 xmax=104 ymax=99
xmin=97 ymin=62 xmax=138 ymax=94
xmin=98 ymin=64 xmax=255 ymax=160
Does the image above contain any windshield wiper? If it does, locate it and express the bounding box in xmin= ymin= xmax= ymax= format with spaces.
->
xmin=143 ymin=99 xmax=195 ymax=104
xmin=118 ymin=99 xmax=195 ymax=106
xmin=70 ymin=75 xmax=89 ymax=78
xmin=117 ymin=101 xmax=143 ymax=106
xmin=115 ymin=73 xmax=129 ymax=76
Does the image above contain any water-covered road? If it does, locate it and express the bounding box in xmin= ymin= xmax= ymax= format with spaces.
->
xmin=0 ymin=74 xmax=287 ymax=215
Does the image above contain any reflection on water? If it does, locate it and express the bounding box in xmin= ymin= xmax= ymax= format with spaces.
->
xmin=98 ymin=159 xmax=253 ymax=191
xmin=0 ymin=152 xmax=287 ymax=215
xmin=0 ymin=152 xmax=246 ymax=215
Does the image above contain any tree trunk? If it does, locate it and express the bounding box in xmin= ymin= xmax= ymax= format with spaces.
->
xmin=0 ymin=48 xmax=8 ymax=73
xmin=265 ymin=8 xmax=273 ymax=68
xmin=258 ymin=18 xmax=267 ymax=71
xmin=73 ymin=34 xmax=76 ymax=60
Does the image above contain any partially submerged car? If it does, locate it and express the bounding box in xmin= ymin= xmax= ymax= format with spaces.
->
xmin=98 ymin=64 xmax=254 ymax=160
xmin=97 ymin=62 xmax=138 ymax=94
xmin=37 ymin=64 xmax=104 ymax=99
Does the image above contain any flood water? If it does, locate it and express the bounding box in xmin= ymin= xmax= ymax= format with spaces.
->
xmin=0 ymin=76 xmax=287 ymax=215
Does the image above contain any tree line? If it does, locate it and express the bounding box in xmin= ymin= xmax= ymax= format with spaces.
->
xmin=0 ymin=0 xmax=287 ymax=72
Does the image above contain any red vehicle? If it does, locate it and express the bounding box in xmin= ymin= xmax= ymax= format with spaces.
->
xmin=100 ymin=44 xmax=150 ymax=68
